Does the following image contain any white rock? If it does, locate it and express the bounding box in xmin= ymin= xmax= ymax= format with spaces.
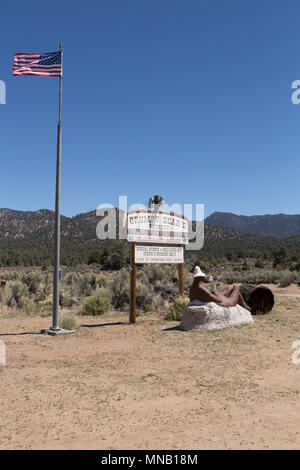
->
xmin=179 ymin=300 xmax=254 ymax=331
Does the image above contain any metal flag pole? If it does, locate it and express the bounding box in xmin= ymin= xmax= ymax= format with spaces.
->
xmin=52 ymin=42 xmax=63 ymax=331
xmin=42 ymin=43 xmax=73 ymax=335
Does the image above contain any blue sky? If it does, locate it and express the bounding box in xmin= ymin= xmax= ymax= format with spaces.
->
xmin=0 ymin=0 xmax=299 ymax=218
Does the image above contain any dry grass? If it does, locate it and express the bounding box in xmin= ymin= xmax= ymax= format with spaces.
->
xmin=0 ymin=284 xmax=299 ymax=450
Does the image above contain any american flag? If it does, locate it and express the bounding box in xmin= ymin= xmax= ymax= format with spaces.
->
xmin=13 ymin=51 xmax=62 ymax=77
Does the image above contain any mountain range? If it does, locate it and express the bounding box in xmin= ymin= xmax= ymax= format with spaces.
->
xmin=205 ymin=212 xmax=300 ymax=238
xmin=0 ymin=208 xmax=299 ymax=266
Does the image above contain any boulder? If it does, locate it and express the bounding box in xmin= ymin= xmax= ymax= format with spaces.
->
xmin=179 ymin=300 xmax=254 ymax=331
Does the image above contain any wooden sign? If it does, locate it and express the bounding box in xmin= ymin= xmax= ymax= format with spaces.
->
xmin=128 ymin=208 xmax=187 ymax=324
xmin=135 ymin=245 xmax=184 ymax=264
xmin=127 ymin=210 xmax=189 ymax=245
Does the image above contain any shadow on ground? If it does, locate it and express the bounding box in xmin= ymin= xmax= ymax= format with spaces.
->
xmin=0 ymin=322 xmax=129 ymax=336
xmin=162 ymin=325 xmax=181 ymax=331
xmin=80 ymin=322 xmax=124 ymax=328
xmin=0 ymin=332 xmax=41 ymax=336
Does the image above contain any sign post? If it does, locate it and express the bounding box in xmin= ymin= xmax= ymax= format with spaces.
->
xmin=178 ymin=244 xmax=185 ymax=297
xmin=130 ymin=242 xmax=136 ymax=324
xmin=127 ymin=208 xmax=188 ymax=323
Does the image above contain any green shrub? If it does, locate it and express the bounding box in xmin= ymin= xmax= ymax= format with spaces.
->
xmin=254 ymin=260 xmax=264 ymax=268
xmin=82 ymin=295 xmax=110 ymax=315
xmin=165 ymin=296 xmax=190 ymax=321
xmin=221 ymin=269 xmax=281 ymax=285
xmin=154 ymin=281 xmax=178 ymax=300
xmin=242 ymin=259 xmax=250 ymax=271
xmin=77 ymin=274 xmax=93 ymax=297
xmin=142 ymin=265 xmax=177 ymax=284
xmin=96 ymin=275 xmax=107 ymax=287
xmin=24 ymin=302 xmax=41 ymax=315
xmin=96 ymin=287 xmax=111 ymax=300
xmin=61 ymin=317 xmax=77 ymax=330
xmin=103 ymin=247 xmax=128 ymax=270
xmin=279 ymin=272 xmax=295 ymax=288
xmin=88 ymin=250 xmax=101 ymax=265
xmin=294 ymin=262 xmax=300 ymax=272
xmin=65 ymin=273 xmax=79 ymax=286
xmin=111 ymin=270 xmax=130 ymax=309
xmin=25 ymin=272 xmax=42 ymax=294
xmin=149 ymin=293 xmax=166 ymax=313
xmin=184 ymin=271 xmax=193 ymax=288
xmin=136 ymin=282 xmax=150 ymax=308
xmin=17 ymin=296 xmax=30 ymax=309
xmin=8 ymin=281 xmax=27 ymax=306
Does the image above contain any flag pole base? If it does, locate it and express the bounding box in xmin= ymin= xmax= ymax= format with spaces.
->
xmin=41 ymin=328 xmax=74 ymax=336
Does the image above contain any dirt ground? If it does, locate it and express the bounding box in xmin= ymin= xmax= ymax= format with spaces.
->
xmin=0 ymin=284 xmax=300 ymax=450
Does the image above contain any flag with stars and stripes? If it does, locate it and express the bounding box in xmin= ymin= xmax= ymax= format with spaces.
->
xmin=13 ymin=51 xmax=62 ymax=77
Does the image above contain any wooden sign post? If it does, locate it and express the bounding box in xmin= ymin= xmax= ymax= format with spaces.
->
xmin=178 ymin=245 xmax=185 ymax=297
xmin=130 ymin=242 xmax=136 ymax=324
xmin=127 ymin=209 xmax=189 ymax=324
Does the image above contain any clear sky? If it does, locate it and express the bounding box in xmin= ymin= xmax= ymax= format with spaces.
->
xmin=0 ymin=0 xmax=299 ymax=218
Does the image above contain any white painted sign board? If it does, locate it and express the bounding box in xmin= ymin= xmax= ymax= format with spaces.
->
xmin=127 ymin=210 xmax=189 ymax=245
xmin=135 ymin=245 xmax=184 ymax=264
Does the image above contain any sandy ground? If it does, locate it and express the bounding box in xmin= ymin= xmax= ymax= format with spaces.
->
xmin=0 ymin=285 xmax=300 ymax=450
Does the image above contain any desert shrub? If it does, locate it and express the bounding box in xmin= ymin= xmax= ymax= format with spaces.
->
xmin=149 ymin=292 xmax=168 ymax=313
xmin=233 ymin=266 xmax=243 ymax=272
xmin=103 ymin=247 xmax=128 ymax=270
xmin=25 ymin=272 xmax=42 ymax=294
xmin=0 ymin=285 xmax=11 ymax=306
xmin=154 ymin=281 xmax=178 ymax=300
xmin=61 ymin=296 xmax=79 ymax=308
xmin=220 ymin=269 xmax=282 ymax=285
xmin=17 ymin=296 xmax=30 ymax=309
xmin=136 ymin=269 xmax=149 ymax=285
xmin=273 ymin=246 xmax=289 ymax=268
xmin=41 ymin=274 xmax=52 ymax=297
xmin=65 ymin=275 xmax=80 ymax=297
xmin=75 ymin=274 xmax=93 ymax=297
xmin=294 ymin=262 xmax=300 ymax=272
xmin=38 ymin=294 xmax=53 ymax=311
xmin=95 ymin=286 xmax=111 ymax=300
xmin=279 ymin=272 xmax=295 ymax=288
xmin=88 ymin=250 xmax=101 ymax=265
xmin=65 ymin=273 xmax=79 ymax=286
xmin=252 ymin=270 xmax=280 ymax=284
xmin=184 ymin=271 xmax=193 ymax=288
xmin=24 ymin=301 xmax=41 ymax=315
xmin=218 ymin=271 xmax=242 ymax=284
xmin=34 ymin=288 xmax=47 ymax=303
xmin=136 ymin=282 xmax=150 ymax=308
xmin=242 ymin=259 xmax=250 ymax=271
xmin=8 ymin=281 xmax=27 ymax=306
xmin=254 ymin=260 xmax=265 ymax=268
xmin=142 ymin=265 xmax=176 ymax=284
xmin=61 ymin=317 xmax=77 ymax=330
xmin=82 ymin=295 xmax=110 ymax=315
xmin=1 ymin=271 xmax=15 ymax=281
xmin=111 ymin=269 xmax=130 ymax=309
xmin=96 ymin=275 xmax=107 ymax=287
xmin=144 ymin=304 xmax=151 ymax=313
xmin=166 ymin=296 xmax=190 ymax=321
